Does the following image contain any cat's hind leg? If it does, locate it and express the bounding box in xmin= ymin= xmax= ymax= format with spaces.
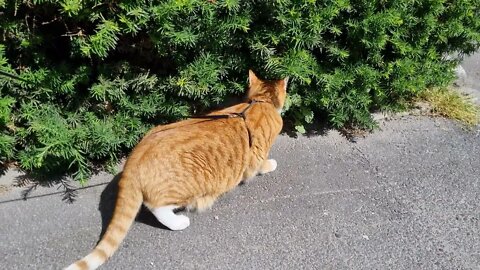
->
xmin=151 ymin=205 xmax=190 ymax=231
xmin=258 ymin=159 xmax=277 ymax=175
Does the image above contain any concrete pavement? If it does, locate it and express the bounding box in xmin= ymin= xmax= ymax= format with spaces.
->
xmin=1 ymin=115 xmax=479 ymax=270
xmin=457 ymin=52 xmax=480 ymax=103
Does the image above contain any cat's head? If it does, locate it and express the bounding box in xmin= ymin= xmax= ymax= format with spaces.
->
xmin=247 ymin=70 xmax=288 ymax=111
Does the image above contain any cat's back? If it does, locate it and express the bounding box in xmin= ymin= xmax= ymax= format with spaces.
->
xmin=147 ymin=117 xmax=247 ymax=147
xmin=125 ymin=117 xmax=250 ymax=171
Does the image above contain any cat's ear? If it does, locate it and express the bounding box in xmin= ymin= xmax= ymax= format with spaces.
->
xmin=248 ymin=70 xmax=260 ymax=87
xmin=277 ymin=77 xmax=288 ymax=92
xmin=282 ymin=77 xmax=289 ymax=91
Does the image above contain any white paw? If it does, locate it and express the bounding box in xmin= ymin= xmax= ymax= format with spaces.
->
xmin=167 ymin=214 xmax=190 ymax=231
xmin=259 ymin=159 xmax=277 ymax=175
xmin=268 ymin=159 xmax=277 ymax=172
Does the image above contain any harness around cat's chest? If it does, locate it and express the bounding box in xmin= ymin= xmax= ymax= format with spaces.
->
xmin=189 ymin=99 xmax=267 ymax=148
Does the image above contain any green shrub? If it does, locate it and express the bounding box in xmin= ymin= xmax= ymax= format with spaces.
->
xmin=0 ymin=0 xmax=479 ymax=182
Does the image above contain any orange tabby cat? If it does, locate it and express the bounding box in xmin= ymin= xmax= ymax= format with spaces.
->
xmin=65 ymin=70 xmax=288 ymax=270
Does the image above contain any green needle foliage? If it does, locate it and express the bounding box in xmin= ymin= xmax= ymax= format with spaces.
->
xmin=0 ymin=0 xmax=479 ymax=182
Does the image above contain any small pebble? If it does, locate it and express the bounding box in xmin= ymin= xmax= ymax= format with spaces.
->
xmin=214 ymin=216 xmax=219 ymax=220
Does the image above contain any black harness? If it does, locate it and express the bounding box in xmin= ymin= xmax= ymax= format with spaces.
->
xmin=189 ymin=99 xmax=265 ymax=147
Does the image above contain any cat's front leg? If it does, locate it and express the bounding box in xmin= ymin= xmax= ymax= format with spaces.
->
xmin=258 ymin=159 xmax=277 ymax=175
xmin=241 ymin=158 xmax=277 ymax=184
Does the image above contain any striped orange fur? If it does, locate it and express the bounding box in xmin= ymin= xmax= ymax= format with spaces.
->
xmin=65 ymin=70 xmax=288 ymax=270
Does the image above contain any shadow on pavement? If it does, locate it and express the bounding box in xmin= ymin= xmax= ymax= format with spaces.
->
xmin=96 ymin=172 xmax=169 ymax=243
xmin=0 ymin=172 xmax=108 ymax=204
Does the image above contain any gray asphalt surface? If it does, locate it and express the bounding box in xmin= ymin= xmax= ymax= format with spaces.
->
xmin=458 ymin=52 xmax=480 ymax=102
xmin=1 ymin=54 xmax=479 ymax=270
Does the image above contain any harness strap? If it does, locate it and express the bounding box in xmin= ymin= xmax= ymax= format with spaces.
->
xmin=189 ymin=100 xmax=265 ymax=147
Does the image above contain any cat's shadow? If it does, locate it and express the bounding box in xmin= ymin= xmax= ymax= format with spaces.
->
xmin=97 ymin=172 xmax=170 ymax=241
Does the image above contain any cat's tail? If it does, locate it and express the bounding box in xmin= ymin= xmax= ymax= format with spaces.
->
xmin=65 ymin=177 xmax=142 ymax=270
